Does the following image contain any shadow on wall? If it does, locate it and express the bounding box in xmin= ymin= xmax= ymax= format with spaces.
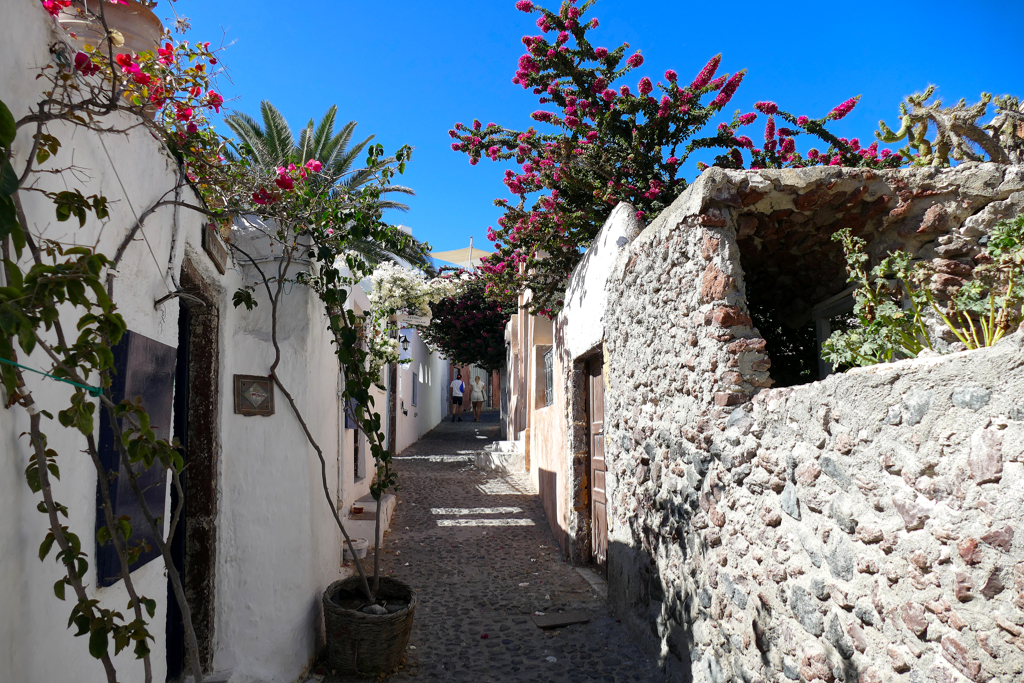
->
xmin=538 ymin=468 xmax=564 ymax=552
xmin=607 ymin=539 xmax=694 ymax=682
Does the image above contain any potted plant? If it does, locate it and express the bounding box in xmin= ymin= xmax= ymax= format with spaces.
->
xmin=220 ymin=127 xmax=456 ymax=674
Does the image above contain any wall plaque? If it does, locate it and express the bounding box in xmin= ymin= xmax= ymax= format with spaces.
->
xmin=202 ymin=224 xmax=228 ymax=275
xmin=234 ymin=374 xmax=275 ymax=416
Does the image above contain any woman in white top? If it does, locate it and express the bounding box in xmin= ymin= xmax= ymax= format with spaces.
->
xmin=470 ymin=376 xmax=486 ymax=421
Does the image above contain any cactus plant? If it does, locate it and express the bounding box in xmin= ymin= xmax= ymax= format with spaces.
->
xmin=876 ymin=87 xmax=1024 ymax=166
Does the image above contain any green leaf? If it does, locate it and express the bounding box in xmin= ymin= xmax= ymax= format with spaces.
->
xmin=88 ymin=625 xmax=108 ymax=659
xmin=0 ymin=99 xmax=15 ymax=148
xmin=53 ymin=578 xmax=66 ymax=601
xmin=39 ymin=532 xmax=56 ymax=561
xmin=142 ymin=597 xmax=156 ymax=618
xmin=0 ymin=159 xmax=18 ymax=196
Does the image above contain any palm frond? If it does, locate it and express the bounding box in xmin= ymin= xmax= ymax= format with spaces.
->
xmin=224 ymin=111 xmax=276 ymax=168
xmin=311 ymin=106 xmax=339 ymax=161
xmin=259 ymin=101 xmax=295 ymax=167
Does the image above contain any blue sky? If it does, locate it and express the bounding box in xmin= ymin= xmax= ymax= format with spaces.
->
xmin=171 ymin=0 xmax=1024 ymax=255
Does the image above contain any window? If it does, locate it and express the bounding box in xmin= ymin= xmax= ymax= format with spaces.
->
xmin=353 ymin=432 xmax=361 ymax=480
xmin=543 ymin=348 xmax=554 ymax=407
xmin=412 ymin=372 xmax=418 ymax=406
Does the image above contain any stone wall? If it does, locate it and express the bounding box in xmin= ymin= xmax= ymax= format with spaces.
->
xmin=600 ymin=165 xmax=1024 ymax=682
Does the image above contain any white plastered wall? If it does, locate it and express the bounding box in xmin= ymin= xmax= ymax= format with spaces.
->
xmin=0 ymin=3 xmax=364 ymax=681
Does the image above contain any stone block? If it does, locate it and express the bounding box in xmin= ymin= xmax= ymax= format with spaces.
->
xmin=968 ymin=427 xmax=1003 ymax=483
xmin=901 ymin=601 xmax=929 ymax=638
xmin=780 ymin=481 xmax=800 ymax=520
xmin=951 ymin=386 xmax=992 ymax=411
xmin=826 ymin=612 xmax=855 ymax=659
xmin=980 ymin=524 xmax=1014 ymax=552
xmin=902 ymin=388 xmax=934 ymax=426
xmin=893 ymin=496 xmax=929 ymax=531
xmin=826 ymin=533 xmax=854 ymax=581
xmin=790 ymin=586 xmax=824 ymax=636
xmin=941 ymin=634 xmax=982 ymax=681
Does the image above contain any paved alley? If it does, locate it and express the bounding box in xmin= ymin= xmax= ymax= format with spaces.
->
xmin=322 ymin=410 xmax=660 ymax=682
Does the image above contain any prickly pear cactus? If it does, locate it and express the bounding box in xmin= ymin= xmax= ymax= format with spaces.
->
xmin=875 ymin=87 xmax=1024 ymax=166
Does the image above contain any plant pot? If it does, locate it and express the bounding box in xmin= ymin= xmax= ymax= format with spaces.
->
xmin=59 ymin=0 xmax=164 ymax=57
xmin=342 ymin=537 xmax=368 ymax=561
xmin=323 ymin=576 xmax=416 ymax=675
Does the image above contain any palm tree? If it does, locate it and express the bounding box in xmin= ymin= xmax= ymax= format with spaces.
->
xmin=225 ymin=101 xmax=428 ymax=267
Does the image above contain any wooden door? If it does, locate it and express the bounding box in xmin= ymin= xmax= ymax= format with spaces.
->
xmin=587 ymin=356 xmax=608 ymax=576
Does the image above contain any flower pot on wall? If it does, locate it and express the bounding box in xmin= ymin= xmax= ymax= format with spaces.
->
xmin=323 ymin=576 xmax=416 ymax=675
xmin=59 ymin=0 xmax=163 ymax=57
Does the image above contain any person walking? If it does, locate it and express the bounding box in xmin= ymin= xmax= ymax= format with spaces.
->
xmin=449 ymin=372 xmax=465 ymax=422
xmin=470 ymin=375 xmax=486 ymax=422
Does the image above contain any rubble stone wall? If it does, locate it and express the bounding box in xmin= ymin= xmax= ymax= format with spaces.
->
xmin=600 ymin=166 xmax=1024 ymax=682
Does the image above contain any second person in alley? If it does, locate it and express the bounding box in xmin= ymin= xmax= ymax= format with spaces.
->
xmin=450 ymin=372 xmax=465 ymax=421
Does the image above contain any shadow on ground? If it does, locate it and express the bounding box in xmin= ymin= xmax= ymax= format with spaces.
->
xmin=309 ymin=410 xmax=660 ymax=682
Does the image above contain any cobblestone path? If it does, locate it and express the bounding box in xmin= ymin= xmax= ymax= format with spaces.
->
xmin=324 ymin=410 xmax=660 ymax=682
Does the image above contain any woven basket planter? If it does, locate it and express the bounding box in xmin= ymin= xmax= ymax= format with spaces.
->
xmin=322 ymin=576 xmax=416 ymax=675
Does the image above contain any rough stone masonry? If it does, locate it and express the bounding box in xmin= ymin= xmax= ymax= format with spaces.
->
xmin=598 ymin=164 xmax=1024 ymax=682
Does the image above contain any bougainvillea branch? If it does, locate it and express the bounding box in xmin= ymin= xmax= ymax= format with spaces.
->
xmin=419 ymin=269 xmax=514 ymax=371
xmin=450 ymin=0 xmax=907 ymax=316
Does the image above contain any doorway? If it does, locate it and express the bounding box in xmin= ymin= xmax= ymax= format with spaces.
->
xmin=166 ymin=260 xmax=219 ymax=680
xmin=586 ymin=355 xmax=607 ymax=576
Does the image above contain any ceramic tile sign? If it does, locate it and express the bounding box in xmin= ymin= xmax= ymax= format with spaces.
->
xmin=234 ymin=374 xmax=275 ymax=416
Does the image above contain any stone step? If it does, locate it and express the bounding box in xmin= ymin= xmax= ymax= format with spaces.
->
xmin=476 ymin=449 xmax=526 ymax=474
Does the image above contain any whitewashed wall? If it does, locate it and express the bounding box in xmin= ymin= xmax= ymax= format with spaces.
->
xmin=0 ymin=3 xmax=372 ymax=682
xmin=0 ymin=3 xmax=187 ymax=681
xmin=396 ymin=329 xmax=450 ymax=454
xmin=560 ymin=202 xmax=642 ymax=359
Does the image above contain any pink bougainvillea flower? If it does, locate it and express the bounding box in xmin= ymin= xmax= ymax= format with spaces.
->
xmin=174 ymin=106 xmax=194 ymax=122
xmin=711 ymin=70 xmax=744 ymax=108
xmin=594 ymin=47 xmax=608 ymax=58
xmin=754 ymin=101 xmax=779 ymax=115
xmin=638 ymin=76 xmax=653 ymax=95
xmin=41 ymin=0 xmax=72 ymax=17
xmin=828 ymin=95 xmax=860 ymax=120
xmin=556 ymin=31 xmax=569 ymax=44
xmin=796 ymin=115 xmax=809 ymax=126
xmin=738 ymin=112 xmax=757 ymax=126
xmin=602 ymin=88 xmax=616 ymax=102
xmin=619 ymin=85 xmax=632 ymax=97
xmin=305 ymin=159 xmax=322 ymax=172
xmin=764 ymin=115 xmax=776 ymax=142
xmin=73 ymin=51 xmax=100 ymax=76
xmin=689 ymin=54 xmax=721 ymax=90
xmin=132 ymin=71 xmax=152 ymax=86
xmin=451 ymin=142 xmax=463 ymax=151
xmin=734 ymin=136 xmax=753 ymax=148
xmin=275 ymin=173 xmax=294 ymax=191
xmin=666 ymin=156 xmax=679 ymax=165
xmin=327 ymin=228 xmax=335 ymax=236
xmin=252 ymin=187 xmax=276 ymax=205
xmin=186 ymin=122 xmax=198 ymax=134
xmin=157 ymin=42 xmax=176 ymax=65
xmin=206 ymin=91 xmax=224 ymax=113
xmin=590 ymin=18 xmax=599 ymax=28
xmin=626 ymin=52 xmax=644 ymax=68
xmin=115 ymin=53 xmax=134 ymax=69
xmin=564 ymin=115 xmax=580 ymax=127
xmin=515 ymin=0 xmax=533 ymax=11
